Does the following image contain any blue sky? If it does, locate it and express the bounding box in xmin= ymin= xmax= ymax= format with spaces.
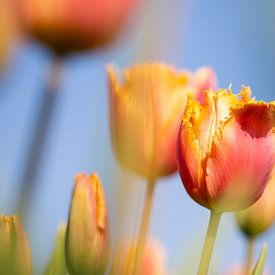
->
xmin=0 ymin=0 xmax=275 ymax=273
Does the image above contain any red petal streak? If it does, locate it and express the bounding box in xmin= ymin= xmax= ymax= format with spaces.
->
xmin=232 ymin=103 xmax=275 ymax=138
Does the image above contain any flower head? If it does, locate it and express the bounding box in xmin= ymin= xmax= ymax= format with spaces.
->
xmin=236 ymin=168 xmax=275 ymax=238
xmin=107 ymin=63 xmax=216 ymax=180
xmin=111 ymin=238 xmax=166 ymax=275
xmin=0 ymin=214 xmax=32 ymax=275
xmin=13 ymin=0 xmax=138 ymax=54
xmin=177 ymin=87 xmax=275 ymax=212
xmin=66 ymin=173 xmax=110 ymax=275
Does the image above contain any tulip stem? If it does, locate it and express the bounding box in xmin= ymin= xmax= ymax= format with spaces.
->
xmin=245 ymin=237 xmax=254 ymax=275
xmin=198 ymin=211 xmax=221 ymax=275
xmin=133 ymin=179 xmax=156 ymax=275
xmin=14 ymin=57 xmax=63 ymax=220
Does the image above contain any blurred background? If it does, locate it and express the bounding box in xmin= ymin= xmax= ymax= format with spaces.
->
xmin=1 ymin=0 xmax=275 ymax=274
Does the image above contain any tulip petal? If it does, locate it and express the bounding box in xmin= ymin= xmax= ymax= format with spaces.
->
xmin=206 ymin=103 xmax=275 ymax=211
xmin=177 ymin=98 xmax=208 ymax=207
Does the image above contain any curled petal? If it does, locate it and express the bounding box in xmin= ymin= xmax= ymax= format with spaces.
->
xmin=177 ymin=98 xmax=208 ymax=207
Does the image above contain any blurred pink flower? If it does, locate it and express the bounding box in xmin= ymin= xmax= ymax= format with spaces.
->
xmin=111 ymin=237 xmax=167 ymax=275
xmin=13 ymin=0 xmax=139 ymax=53
xmin=223 ymin=265 xmax=270 ymax=275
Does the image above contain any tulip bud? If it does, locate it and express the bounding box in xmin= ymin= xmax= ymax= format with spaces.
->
xmin=236 ymin=169 xmax=275 ymax=238
xmin=107 ymin=63 xmax=216 ymax=180
xmin=111 ymin=238 xmax=166 ymax=275
xmin=66 ymin=173 xmax=110 ymax=275
xmin=0 ymin=214 xmax=32 ymax=275
xmin=13 ymin=0 xmax=139 ymax=54
xmin=177 ymin=87 xmax=275 ymax=212
xmin=45 ymin=223 xmax=68 ymax=275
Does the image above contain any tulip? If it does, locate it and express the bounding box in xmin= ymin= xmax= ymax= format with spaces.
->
xmin=0 ymin=214 xmax=32 ymax=275
xmin=235 ymin=169 xmax=275 ymax=275
xmin=66 ymin=173 xmax=110 ymax=275
xmin=110 ymin=238 xmax=166 ymax=275
xmin=177 ymin=87 xmax=275 ymax=212
xmin=177 ymin=87 xmax=275 ymax=275
xmin=224 ymin=265 xmax=270 ymax=275
xmin=107 ymin=63 xmax=216 ymax=180
xmin=236 ymin=168 xmax=275 ymax=238
xmin=45 ymin=223 xmax=68 ymax=275
xmin=108 ymin=63 xmax=216 ymax=275
xmin=13 ymin=0 xmax=138 ymax=54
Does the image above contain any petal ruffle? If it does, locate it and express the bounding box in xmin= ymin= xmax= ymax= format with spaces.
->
xmin=177 ymin=98 xmax=208 ymax=207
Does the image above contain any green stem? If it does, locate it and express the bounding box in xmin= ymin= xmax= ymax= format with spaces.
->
xmin=132 ymin=179 xmax=156 ymax=275
xmin=198 ymin=211 xmax=222 ymax=275
xmin=245 ymin=237 xmax=254 ymax=275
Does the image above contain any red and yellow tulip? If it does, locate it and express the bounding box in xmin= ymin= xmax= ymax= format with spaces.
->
xmin=177 ymin=87 xmax=275 ymax=212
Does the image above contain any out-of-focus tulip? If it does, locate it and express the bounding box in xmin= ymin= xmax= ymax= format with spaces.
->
xmin=107 ymin=63 xmax=216 ymax=180
xmin=13 ymin=0 xmax=139 ymax=54
xmin=66 ymin=173 xmax=110 ymax=275
xmin=177 ymin=87 xmax=275 ymax=212
xmin=45 ymin=223 xmax=68 ymax=275
xmin=236 ymin=168 xmax=275 ymax=238
xmin=189 ymin=66 xmax=217 ymax=104
xmin=111 ymin=238 xmax=166 ymax=275
xmin=223 ymin=265 xmax=270 ymax=275
xmin=0 ymin=214 xmax=32 ymax=275
xmin=0 ymin=0 xmax=18 ymax=70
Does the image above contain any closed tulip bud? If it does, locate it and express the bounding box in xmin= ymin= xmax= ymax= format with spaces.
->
xmin=45 ymin=223 xmax=68 ymax=275
xmin=236 ymin=169 xmax=275 ymax=238
xmin=177 ymin=87 xmax=275 ymax=212
xmin=13 ymin=0 xmax=138 ymax=54
xmin=107 ymin=63 xmax=216 ymax=180
xmin=111 ymin=238 xmax=166 ymax=275
xmin=66 ymin=173 xmax=110 ymax=275
xmin=0 ymin=214 xmax=32 ymax=275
